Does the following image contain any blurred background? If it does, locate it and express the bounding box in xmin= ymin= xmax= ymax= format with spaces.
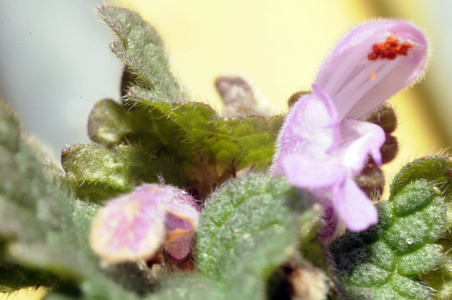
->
xmin=0 ymin=0 xmax=451 ymax=298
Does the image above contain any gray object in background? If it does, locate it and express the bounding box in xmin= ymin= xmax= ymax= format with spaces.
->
xmin=0 ymin=0 xmax=122 ymax=163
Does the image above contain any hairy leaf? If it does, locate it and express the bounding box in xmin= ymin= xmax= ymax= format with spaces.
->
xmin=331 ymin=180 xmax=446 ymax=299
xmin=390 ymin=156 xmax=452 ymax=200
xmin=196 ymin=174 xmax=314 ymax=297
xmin=390 ymin=157 xmax=452 ymax=299
xmin=0 ymin=103 xmax=156 ymax=297
xmin=60 ymin=144 xmax=153 ymax=202
xmin=147 ymin=275 xmax=225 ymax=300
xmin=83 ymin=94 xmax=284 ymax=200
xmin=98 ymin=6 xmax=185 ymax=103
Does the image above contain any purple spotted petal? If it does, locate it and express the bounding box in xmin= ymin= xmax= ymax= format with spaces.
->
xmin=332 ymin=177 xmax=378 ymax=232
xmin=164 ymin=212 xmax=197 ymax=260
xmin=316 ymin=20 xmax=428 ymax=121
xmin=161 ymin=186 xmax=200 ymax=260
xmin=339 ymin=118 xmax=386 ymax=173
xmin=271 ymin=84 xmax=340 ymax=174
xmin=90 ymin=185 xmax=167 ymax=263
xmin=162 ymin=187 xmax=200 ymax=229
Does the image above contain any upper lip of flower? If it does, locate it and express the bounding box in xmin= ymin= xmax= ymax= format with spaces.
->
xmin=316 ymin=20 xmax=428 ymax=122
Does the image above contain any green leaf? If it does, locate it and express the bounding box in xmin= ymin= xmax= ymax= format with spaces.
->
xmin=0 ymin=240 xmax=59 ymax=293
xmin=147 ymin=275 xmax=226 ymax=300
xmin=397 ymin=244 xmax=442 ymax=276
xmin=390 ymin=157 xmax=452 ymax=299
xmin=0 ymin=103 xmax=20 ymax=153
xmin=385 ymin=156 xmax=452 ymax=299
xmin=98 ymin=6 xmax=185 ymax=103
xmin=195 ymin=174 xmax=314 ymax=297
xmin=88 ymin=99 xmax=135 ymax=147
xmin=61 ymin=144 xmax=152 ymax=202
xmin=133 ymin=96 xmax=283 ymax=194
xmin=331 ymin=180 xmax=447 ymax=300
xmin=195 ymin=174 xmax=294 ymax=278
xmin=418 ymin=234 xmax=452 ymax=300
xmin=390 ymin=156 xmax=452 ymax=200
xmin=0 ymin=103 xmax=157 ymax=298
xmin=128 ymin=96 xmax=285 ymax=174
xmin=84 ymin=94 xmax=284 ymax=199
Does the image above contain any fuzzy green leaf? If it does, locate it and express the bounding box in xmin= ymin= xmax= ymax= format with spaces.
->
xmin=147 ymin=275 xmax=226 ymax=300
xmin=0 ymin=103 xmax=157 ymax=298
xmin=331 ymin=180 xmax=446 ymax=300
xmin=390 ymin=156 xmax=452 ymax=200
xmin=397 ymin=244 xmax=442 ymax=276
xmin=419 ymin=235 xmax=452 ymax=300
xmin=195 ymin=174 xmax=295 ymax=278
xmin=195 ymin=174 xmax=314 ymax=298
xmin=61 ymin=144 xmax=152 ymax=202
xmin=98 ymin=6 xmax=185 ymax=103
xmin=0 ymin=240 xmax=59 ymax=293
xmin=126 ymin=95 xmax=285 ymax=173
xmin=385 ymin=156 xmax=452 ymax=299
xmin=84 ymin=95 xmax=284 ymax=199
xmin=392 ymin=157 xmax=452 ymax=299
xmin=87 ymin=99 xmax=135 ymax=147
xmin=130 ymin=96 xmax=283 ymax=194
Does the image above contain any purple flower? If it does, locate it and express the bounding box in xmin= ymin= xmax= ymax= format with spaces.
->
xmin=271 ymin=20 xmax=428 ymax=232
xmin=90 ymin=184 xmax=200 ymax=263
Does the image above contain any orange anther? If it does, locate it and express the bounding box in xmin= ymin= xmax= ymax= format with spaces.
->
xmin=368 ymin=35 xmax=414 ymax=61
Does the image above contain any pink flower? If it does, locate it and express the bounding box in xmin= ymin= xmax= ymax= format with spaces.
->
xmin=90 ymin=184 xmax=200 ymax=263
xmin=271 ymin=20 xmax=428 ymax=232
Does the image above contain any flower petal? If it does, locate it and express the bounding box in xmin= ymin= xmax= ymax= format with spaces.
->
xmin=333 ymin=177 xmax=378 ymax=232
xmin=165 ymin=212 xmax=197 ymax=242
xmin=317 ymin=200 xmax=339 ymax=242
xmin=316 ymin=20 xmax=428 ymax=121
xmin=282 ymin=153 xmax=347 ymax=189
xmin=161 ymin=185 xmax=200 ymax=260
xmin=339 ymin=118 xmax=386 ymax=173
xmin=162 ymin=187 xmax=201 ymax=230
xmin=90 ymin=185 xmax=167 ymax=263
xmin=165 ymin=233 xmax=194 ymax=260
xmin=271 ymin=84 xmax=340 ymax=174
